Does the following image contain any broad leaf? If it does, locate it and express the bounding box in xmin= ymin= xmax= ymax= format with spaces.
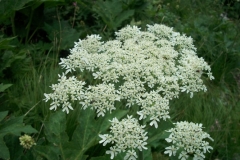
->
xmin=0 ymin=36 xmax=16 ymax=50
xmin=90 ymin=156 xmax=107 ymax=160
xmin=0 ymin=111 xmax=38 ymax=159
xmin=34 ymin=111 xmax=67 ymax=159
xmin=63 ymin=108 xmax=128 ymax=159
xmin=0 ymin=116 xmax=37 ymax=136
xmin=115 ymin=10 xmax=135 ymax=29
xmin=0 ymin=136 xmax=9 ymax=160
xmin=0 ymin=83 xmax=13 ymax=92
xmin=34 ymin=145 xmax=60 ymax=160
xmin=0 ymin=0 xmax=34 ymax=20
xmin=34 ymin=109 xmax=128 ymax=160
xmin=143 ymin=148 xmax=153 ymax=160
xmin=43 ymin=21 xmax=80 ymax=50
xmin=0 ymin=111 xmax=8 ymax=122
xmin=92 ymin=1 xmax=134 ymax=30
xmin=147 ymin=119 xmax=174 ymax=148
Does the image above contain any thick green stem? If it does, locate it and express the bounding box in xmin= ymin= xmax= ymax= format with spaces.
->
xmin=138 ymin=118 xmax=144 ymax=160
xmin=138 ymin=149 xmax=143 ymax=160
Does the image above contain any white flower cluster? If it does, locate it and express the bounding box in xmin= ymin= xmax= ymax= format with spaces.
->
xmin=164 ymin=121 xmax=214 ymax=160
xmin=136 ymin=91 xmax=170 ymax=128
xmin=44 ymin=74 xmax=85 ymax=114
xmin=80 ymin=83 xmax=121 ymax=117
xmin=99 ymin=115 xmax=148 ymax=160
xmin=45 ymin=24 xmax=214 ymax=125
xmin=43 ymin=24 xmax=214 ymax=159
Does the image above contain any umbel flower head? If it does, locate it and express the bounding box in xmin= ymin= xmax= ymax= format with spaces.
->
xmin=44 ymin=24 xmax=214 ymax=129
xmin=99 ymin=115 xmax=148 ymax=160
xmin=164 ymin=121 xmax=214 ymax=160
xmin=43 ymin=24 xmax=215 ymax=159
xmin=19 ymin=134 xmax=36 ymax=149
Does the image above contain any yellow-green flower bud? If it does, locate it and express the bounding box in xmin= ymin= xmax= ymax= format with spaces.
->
xmin=19 ymin=134 xmax=36 ymax=149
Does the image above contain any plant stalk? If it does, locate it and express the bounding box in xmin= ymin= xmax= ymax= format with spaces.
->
xmin=25 ymin=7 xmax=34 ymax=44
xmin=138 ymin=118 xmax=144 ymax=160
xmin=11 ymin=12 xmax=16 ymax=36
xmin=138 ymin=149 xmax=143 ymax=160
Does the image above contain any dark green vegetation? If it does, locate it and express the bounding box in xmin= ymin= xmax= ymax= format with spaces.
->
xmin=0 ymin=0 xmax=239 ymax=159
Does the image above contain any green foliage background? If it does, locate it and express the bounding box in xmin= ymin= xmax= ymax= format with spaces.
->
xmin=0 ymin=0 xmax=239 ymax=159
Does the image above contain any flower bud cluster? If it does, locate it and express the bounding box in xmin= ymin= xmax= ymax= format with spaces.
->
xmin=19 ymin=134 xmax=36 ymax=149
xmin=164 ymin=121 xmax=214 ymax=160
xmin=99 ymin=115 xmax=148 ymax=160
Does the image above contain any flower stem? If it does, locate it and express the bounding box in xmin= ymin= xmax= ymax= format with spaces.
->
xmin=138 ymin=118 xmax=144 ymax=160
xmin=138 ymin=149 xmax=143 ymax=160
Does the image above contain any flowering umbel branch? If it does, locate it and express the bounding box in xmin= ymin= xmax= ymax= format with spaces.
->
xmin=44 ymin=24 xmax=214 ymax=159
xmin=164 ymin=121 xmax=214 ymax=160
xmin=99 ymin=116 xmax=148 ymax=160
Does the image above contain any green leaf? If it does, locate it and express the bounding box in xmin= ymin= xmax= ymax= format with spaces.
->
xmin=63 ymin=108 xmax=128 ymax=159
xmin=143 ymin=148 xmax=153 ymax=160
xmin=115 ymin=9 xmax=134 ymax=29
xmin=147 ymin=120 xmax=174 ymax=148
xmin=92 ymin=0 xmax=134 ymax=30
xmin=0 ymin=112 xmax=37 ymax=159
xmin=34 ymin=145 xmax=60 ymax=160
xmin=0 ymin=83 xmax=13 ymax=92
xmin=43 ymin=111 xmax=68 ymax=144
xmin=111 ymin=149 xmax=152 ymax=160
xmin=0 ymin=36 xmax=16 ymax=50
xmin=0 ymin=135 xmax=9 ymax=160
xmin=0 ymin=116 xmax=37 ymax=136
xmin=43 ymin=21 xmax=80 ymax=50
xmin=0 ymin=111 xmax=8 ymax=122
xmin=36 ymin=111 xmax=68 ymax=159
xmin=0 ymin=49 xmax=27 ymax=74
xmin=34 ymin=108 xmax=128 ymax=160
xmin=90 ymin=156 xmax=107 ymax=160
xmin=0 ymin=0 xmax=34 ymax=20
xmin=3 ymin=135 xmax=27 ymax=160
xmin=99 ymin=109 xmax=129 ymax=133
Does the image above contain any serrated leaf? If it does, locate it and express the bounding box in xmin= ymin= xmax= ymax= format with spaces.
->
xmin=0 ymin=135 xmax=9 ymax=159
xmin=34 ymin=111 xmax=69 ymax=160
xmin=147 ymin=120 xmax=174 ymax=147
xmin=63 ymin=108 xmax=128 ymax=159
xmin=114 ymin=149 xmax=153 ymax=160
xmin=34 ymin=110 xmax=89 ymax=160
xmin=115 ymin=10 xmax=134 ymax=29
xmin=34 ymin=108 xmax=128 ymax=160
xmin=92 ymin=0 xmax=133 ymax=30
xmin=3 ymin=135 xmax=25 ymax=160
xmin=34 ymin=145 xmax=60 ymax=160
xmin=0 ymin=113 xmax=37 ymax=160
xmin=0 ymin=36 xmax=16 ymax=50
xmin=0 ymin=0 xmax=34 ymax=20
xmin=90 ymin=156 xmax=108 ymax=160
xmin=0 ymin=116 xmax=38 ymax=136
xmin=0 ymin=83 xmax=13 ymax=92
xmin=43 ymin=21 xmax=80 ymax=50
xmin=0 ymin=111 xmax=8 ymax=122
xmin=98 ymin=109 xmax=129 ymax=133
xmin=143 ymin=148 xmax=153 ymax=160
xmin=93 ymin=0 xmax=122 ymax=23
xmin=43 ymin=111 xmax=68 ymax=144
